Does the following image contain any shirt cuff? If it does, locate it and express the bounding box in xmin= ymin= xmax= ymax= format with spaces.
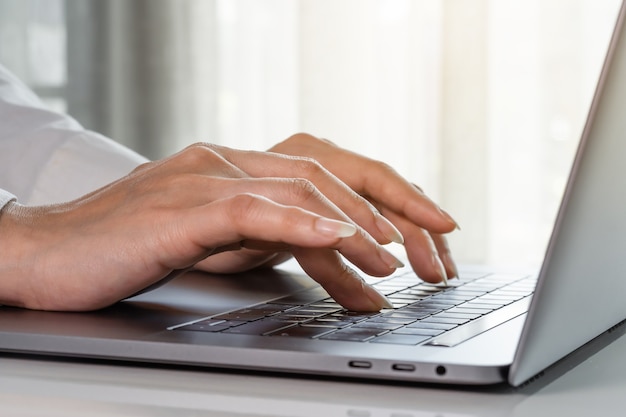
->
xmin=0 ymin=189 xmax=17 ymax=210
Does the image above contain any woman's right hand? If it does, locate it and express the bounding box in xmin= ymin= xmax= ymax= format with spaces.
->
xmin=0 ymin=143 xmax=408 ymax=312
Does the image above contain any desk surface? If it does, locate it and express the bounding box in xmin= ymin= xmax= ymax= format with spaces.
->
xmin=1 ymin=327 xmax=625 ymax=417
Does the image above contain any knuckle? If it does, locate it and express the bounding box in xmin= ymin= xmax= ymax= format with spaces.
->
xmin=285 ymin=177 xmax=319 ymax=202
xmin=228 ymin=193 xmax=262 ymax=221
xmin=370 ymin=159 xmax=397 ymax=176
xmin=292 ymin=156 xmax=325 ymax=178
xmin=286 ymin=132 xmax=336 ymax=146
xmin=130 ymin=161 xmax=154 ymax=174
xmin=176 ymin=143 xmax=223 ymax=168
xmin=285 ymin=132 xmax=317 ymax=144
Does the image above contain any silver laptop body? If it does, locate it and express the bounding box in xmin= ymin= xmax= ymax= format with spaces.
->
xmin=1 ymin=1 xmax=626 ymax=387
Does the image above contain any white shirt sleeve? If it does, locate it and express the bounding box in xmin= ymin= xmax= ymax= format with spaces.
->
xmin=0 ymin=64 xmax=149 ymax=206
xmin=0 ymin=189 xmax=16 ymax=211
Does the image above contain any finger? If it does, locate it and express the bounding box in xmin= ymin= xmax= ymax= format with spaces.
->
xmin=378 ymin=207 xmax=449 ymax=284
xmin=430 ymin=233 xmax=459 ymax=280
xmin=291 ymin=247 xmax=393 ymax=312
xmin=366 ymin=196 xmax=458 ymax=281
xmin=209 ymin=145 xmax=405 ymax=245
xmin=170 ymin=176 xmax=405 ymax=277
xmin=156 ymin=193 xmax=358 ymax=270
xmin=336 ymin=154 xmax=457 ymax=234
xmin=270 ymin=134 xmax=458 ymax=233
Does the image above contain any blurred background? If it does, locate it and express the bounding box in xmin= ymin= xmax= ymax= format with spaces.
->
xmin=0 ymin=0 xmax=621 ymax=268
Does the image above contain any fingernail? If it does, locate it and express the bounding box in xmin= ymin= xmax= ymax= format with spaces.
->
xmin=315 ymin=218 xmax=357 ymax=238
xmin=440 ymin=208 xmax=461 ymax=231
xmin=374 ymin=213 xmax=404 ymax=244
xmin=441 ymin=250 xmax=459 ymax=279
xmin=363 ymin=283 xmax=394 ymax=310
xmin=378 ymin=246 xmax=405 ymax=270
xmin=432 ymin=253 xmax=448 ymax=285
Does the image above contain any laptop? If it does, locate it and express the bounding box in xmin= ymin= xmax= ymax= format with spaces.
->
xmin=2 ymin=2 xmax=626 ymax=388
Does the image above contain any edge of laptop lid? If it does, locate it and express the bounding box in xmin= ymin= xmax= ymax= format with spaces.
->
xmin=509 ymin=0 xmax=626 ymax=387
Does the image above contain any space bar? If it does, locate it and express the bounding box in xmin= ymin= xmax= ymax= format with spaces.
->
xmin=424 ymin=297 xmax=531 ymax=347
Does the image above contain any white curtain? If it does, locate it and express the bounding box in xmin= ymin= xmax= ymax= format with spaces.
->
xmin=0 ymin=0 xmax=621 ymax=267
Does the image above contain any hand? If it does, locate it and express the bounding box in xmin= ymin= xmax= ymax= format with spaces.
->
xmin=0 ymin=141 xmax=415 ymax=312
xmin=267 ymin=133 xmax=459 ymax=283
xmin=194 ymin=133 xmax=458 ymax=294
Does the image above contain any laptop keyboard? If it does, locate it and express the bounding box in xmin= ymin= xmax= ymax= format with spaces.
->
xmin=173 ymin=271 xmax=536 ymax=346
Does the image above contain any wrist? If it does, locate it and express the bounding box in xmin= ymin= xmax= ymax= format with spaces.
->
xmin=0 ymin=202 xmax=39 ymax=308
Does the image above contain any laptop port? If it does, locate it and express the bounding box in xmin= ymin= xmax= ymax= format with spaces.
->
xmin=348 ymin=360 xmax=372 ymax=369
xmin=392 ymin=363 xmax=416 ymax=372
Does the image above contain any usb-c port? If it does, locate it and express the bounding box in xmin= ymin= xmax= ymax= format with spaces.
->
xmin=349 ymin=360 xmax=372 ymax=369
xmin=392 ymin=363 xmax=415 ymax=372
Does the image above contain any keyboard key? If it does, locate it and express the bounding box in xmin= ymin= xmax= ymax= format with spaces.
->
xmin=386 ymin=300 xmax=412 ymax=308
xmin=329 ymin=312 xmax=380 ymax=322
xmin=248 ymin=303 xmax=295 ymax=313
xmin=421 ymin=317 xmax=470 ymax=325
xmin=432 ymin=312 xmax=482 ymax=320
xmin=369 ymin=334 xmax=430 ymax=345
xmin=406 ymin=322 xmax=458 ymax=331
xmin=401 ymin=289 xmax=438 ymax=297
xmin=353 ymin=321 xmax=404 ymax=331
xmin=304 ymin=319 xmax=350 ymax=328
xmin=454 ymin=271 xmax=489 ymax=280
xmin=272 ymin=287 xmax=330 ymax=305
xmin=402 ymin=306 xmax=442 ymax=315
xmin=388 ymin=293 xmax=428 ymax=301
xmin=484 ymin=292 xmax=525 ymax=300
xmin=416 ymin=301 xmax=457 ymax=309
xmin=213 ymin=309 xmax=276 ymax=321
xmin=395 ymin=289 xmax=426 ymax=296
xmin=448 ymin=290 xmax=488 ymax=296
xmin=269 ymin=325 xmax=335 ymax=338
xmin=490 ymin=291 xmax=530 ymax=299
xmin=382 ymin=311 xmax=431 ymax=320
xmin=320 ymin=327 xmax=388 ymax=342
xmin=222 ymin=320 xmax=295 ymax=335
xmin=474 ymin=296 xmax=515 ymax=305
xmin=368 ymin=316 xmax=417 ymax=325
xmin=309 ymin=301 xmax=342 ymax=309
xmin=430 ymin=294 xmax=477 ymax=303
xmin=413 ymin=284 xmax=446 ymax=293
xmin=373 ymin=286 xmax=406 ymax=296
xmin=280 ymin=309 xmax=333 ymax=318
xmin=392 ymin=327 xmax=445 ymax=337
xmin=180 ymin=319 xmax=245 ymax=332
xmin=455 ymin=302 xmax=500 ymax=311
xmin=447 ymin=306 xmax=493 ymax=315
xmin=290 ymin=306 xmax=342 ymax=315
xmin=272 ymin=314 xmax=316 ymax=323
